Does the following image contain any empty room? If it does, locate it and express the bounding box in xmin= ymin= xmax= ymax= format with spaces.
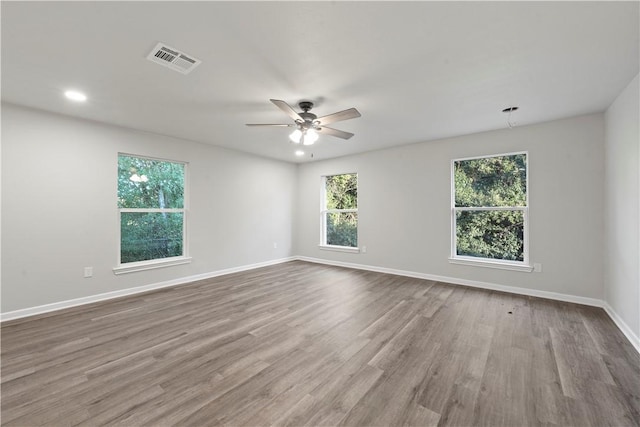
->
xmin=1 ymin=1 xmax=639 ymax=426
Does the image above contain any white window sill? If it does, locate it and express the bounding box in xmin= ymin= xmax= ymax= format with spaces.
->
xmin=449 ymin=257 xmax=533 ymax=272
xmin=113 ymin=256 xmax=192 ymax=275
xmin=318 ymin=244 xmax=360 ymax=254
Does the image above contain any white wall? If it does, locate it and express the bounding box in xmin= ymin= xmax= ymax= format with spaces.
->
xmin=604 ymin=74 xmax=640 ymax=339
xmin=1 ymin=103 xmax=297 ymax=313
xmin=1 ymin=102 xmax=624 ymax=321
xmin=296 ymin=114 xmax=605 ymax=300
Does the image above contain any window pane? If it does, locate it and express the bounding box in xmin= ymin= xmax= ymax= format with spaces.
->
xmin=454 ymin=154 xmax=526 ymax=207
xmin=326 ymin=212 xmax=358 ymax=247
xmin=325 ymin=174 xmax=357 ymax=210
xmin=118 ymin=155 xmax=184 ymax=209
xmin=456 ymin=210 xmax=524 ymax=261
xmin=121 ymin=212 xmax=183 ymax=263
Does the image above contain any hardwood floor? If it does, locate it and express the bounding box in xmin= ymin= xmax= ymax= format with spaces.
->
xmin=1 ymin=260 xmax=639 ymax=426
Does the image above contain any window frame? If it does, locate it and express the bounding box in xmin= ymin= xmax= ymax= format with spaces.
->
xmin=319 ymin=173 xmax=359 ymax=253
xmin=113 ymin=153 xmax=191 ymax=275
xmin=449 ymin=151 xmax=532 ymax=272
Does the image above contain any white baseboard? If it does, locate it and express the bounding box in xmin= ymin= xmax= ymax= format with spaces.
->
xmin=296 ymin=256 xmax=639 ymax=354
xmin=296 ymin=256 xmax=603 ymax=306
xmin=602 ymin=302 xmax=640 ymax=354
xmin=0 ymin=257 xmax=296 ymax=323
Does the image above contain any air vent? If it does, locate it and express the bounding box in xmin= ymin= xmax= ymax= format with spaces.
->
xmin=146 ymin=42 xmax=201 ymax=75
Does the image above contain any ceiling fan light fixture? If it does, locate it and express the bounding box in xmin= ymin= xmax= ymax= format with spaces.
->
xmin=302 ymin=129 xmax=318 ymax=145
xmin=289 ymin=129 xmax=302 ymax=143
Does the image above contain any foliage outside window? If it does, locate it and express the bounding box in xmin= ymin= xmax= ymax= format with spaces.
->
xmin=452 ymin=152 xmax=528 ymax=266
xmin=118 ymin=154 xmax=186 ymax=265
xmin=321 ymin=173 xmax=358 ymax=248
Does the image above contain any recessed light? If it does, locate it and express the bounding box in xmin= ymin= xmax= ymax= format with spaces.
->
xmin=64 ymin=90 xmax=87 ymax=102
xmin=295 ymin=150 xmax=305 ymax=156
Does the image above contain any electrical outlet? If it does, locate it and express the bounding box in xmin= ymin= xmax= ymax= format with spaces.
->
xmin=84 ymin=267 xmax=93 ymax=278
xmin=273 ymin=242 xmax=278 ymax=249
xmin=533 ymin=263 xmax=542 ymax=273
xmin=361 ymin=246 xmax=367 ymax=253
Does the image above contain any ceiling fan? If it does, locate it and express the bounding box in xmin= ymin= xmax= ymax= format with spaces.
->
xmin=246 ymin=99 xmax=361 ymax=145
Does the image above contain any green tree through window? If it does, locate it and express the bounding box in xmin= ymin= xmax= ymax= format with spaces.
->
xmin=453 ymin=153 xmax=528 ymax=263
xmin=322 ymin=173 xmax=358 ymax=248
xmin=118 ymin=154 xmax=186 ymax=264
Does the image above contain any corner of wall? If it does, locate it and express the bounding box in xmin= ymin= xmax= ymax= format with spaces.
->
xmin=603 ymin=73 xmax=640 ymax=341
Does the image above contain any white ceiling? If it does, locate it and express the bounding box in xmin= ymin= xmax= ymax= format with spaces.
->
xmin=2 ymin=1 xmax=638 ymax=163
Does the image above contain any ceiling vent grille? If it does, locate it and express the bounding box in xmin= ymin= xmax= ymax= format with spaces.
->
xmin=146 ymin=42 xmax=201 ymax=75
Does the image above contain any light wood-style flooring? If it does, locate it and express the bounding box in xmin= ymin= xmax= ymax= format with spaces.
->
xmin=1 ymin=261 xmax=639 ymax=426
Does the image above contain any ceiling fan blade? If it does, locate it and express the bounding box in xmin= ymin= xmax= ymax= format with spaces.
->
xmin=270 ymin=99 xmax=303 ymax=122
xmin=245 ymin=123 xmax=294 ymax=127
xmin=317 ymin=126 xmax=354 ymax=140
xmin=316 ymin=108 xmax=361 ymax=125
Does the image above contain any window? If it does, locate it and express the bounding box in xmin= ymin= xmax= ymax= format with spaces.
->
xmin=115 ymin=154 xmax=189 ymax=273
xmin=320 ymin=173 xmax=358 ymax=251
xmin=451 ymin=152 xmax=530 ymax=271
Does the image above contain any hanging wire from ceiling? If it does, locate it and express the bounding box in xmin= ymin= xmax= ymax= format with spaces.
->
xmin=502 ymin=106 xmax=519 ymax=129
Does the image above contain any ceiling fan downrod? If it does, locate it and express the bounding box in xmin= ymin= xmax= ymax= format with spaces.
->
xmin=297 ymin=101 xmax=318 ymax=125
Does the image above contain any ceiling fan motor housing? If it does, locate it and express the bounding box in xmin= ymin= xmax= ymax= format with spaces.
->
xmin=297 ymin=102 xmax=318 ymax=129
xmin=299 ymin=111 xmax=318 ymax=123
